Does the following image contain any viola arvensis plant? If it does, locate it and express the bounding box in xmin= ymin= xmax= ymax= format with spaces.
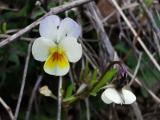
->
xmin=32 ymin=15 xmax=82 ymax=76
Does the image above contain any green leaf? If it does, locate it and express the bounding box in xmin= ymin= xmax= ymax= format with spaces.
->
xmin=91 ymin=68 xmax=117 ymax=96
xmin=1 ymin=22 xmax=7 ymax=33
xmin=90 ymin=69 xmax=97 ymax=86
xmin=65 ymin=84 xmax=74 ymax=98
xmin=144 ymin=0 xmax=153 ymax=7
xmin=63 ymin=96 xmax=76 ymax=102
xmin=31 ymin=7 xmax=45 ymax=19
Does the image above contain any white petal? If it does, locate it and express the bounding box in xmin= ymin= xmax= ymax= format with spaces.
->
xmin=60 ymin=37 xmax=82 ymax=63
xmin=122 ymin=89 xmax=136 ymax=104
xmin=44 ymin=64 xmax=70 ymax=76
xmin=101 ymin=90 xmax=112 ymax=104
xmin=57 ymin=17 xmax=81 ymax=41
xmin=39 ymin=15 xmax=60 ymax=41
xmin=103 ymin=88 xmax=123 ymax=104
xmin=32 ymin=37 xmax=55 ymax=61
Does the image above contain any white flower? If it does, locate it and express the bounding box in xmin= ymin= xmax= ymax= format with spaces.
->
xmin=101 ymin=87 xmax=136 ymax=104
xmin=39 ymin=86 xmax=52 ymax=97
xmin=32 ymin=15 xmax=82 ymax=76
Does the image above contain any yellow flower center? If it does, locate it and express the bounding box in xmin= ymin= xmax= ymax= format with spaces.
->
xmin=44 ymin=46 xmax=69 ymax=70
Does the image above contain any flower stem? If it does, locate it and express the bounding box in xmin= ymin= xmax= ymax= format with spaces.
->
xmin=57 ymin=76 xmax=62 ymax=120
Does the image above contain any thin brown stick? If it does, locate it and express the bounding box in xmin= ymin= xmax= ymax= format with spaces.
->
xmin=84 ymin=1 xmax=114 ymax=62
xmin=129 ymin=53 xmax=142 ymax=86
xmin=14 ymin=42 xmax=33 ymax=120
xmin=128 ymin=71 xmax=160 ymax=103
xmin=111 ymin=0 xmax=160 ymax=72
xmin=0 ymin=0 xmax=93 ymax=48
xmin=0 ymin=97 xmax=15 ymax=120
xmin=57 ymin=76 xmax=63 ymax=120
xmin=131 ymin=102 xmax=144 ymax=120
xmin=25 ymin=75 xmax=43 ymax=120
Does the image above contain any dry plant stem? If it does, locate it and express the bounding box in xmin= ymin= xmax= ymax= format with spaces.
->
xmin=138 ymin=0 xmax=160 ymax=39
xmin=14 ymin=42 xmax=32 ymax=120
xmin=25 ymin=75 xmax=43 ymax=120
xmin=85 ymin=98 xmax=90 ymax=120
xmin=57 ymin=76 xmax=63 ymax=120
xmin=131 ymin=102 xmax=144 ymax=120
xmin=129 ymin=52 xmax=142 ymax=86
xmin=84 ymin=2 xmax=114 ymax=61
xmin=111 ymin=0 xmax=160 ymax=72
xmin=128 ymin=71 xmax=160 ymax=103
xmin=0 ymin=97 xmax=15 ymax=120
xmin=0 ymin=0 xmax=93 ymax=48
xmin=137 ymin=0 xmax=160 ymax=55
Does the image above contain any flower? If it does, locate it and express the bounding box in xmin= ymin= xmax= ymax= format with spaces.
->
xmin=32 ymin=15 xmax=82 ymax=76
xmin=101 ymin=87 xmax=136 ymax=104
xmin=39 ymin=86 xmax=52 ymax=97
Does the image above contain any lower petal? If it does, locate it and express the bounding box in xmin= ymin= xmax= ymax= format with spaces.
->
xmin=101 ymin=91 xmax=112 ymax=104
xmin=103 ymin=88 xmax=123 ymax=104
xmin=122 ymin=89 xmax=136 ymax=104
xmin=43 ymin=52 xmax=70 ymax=76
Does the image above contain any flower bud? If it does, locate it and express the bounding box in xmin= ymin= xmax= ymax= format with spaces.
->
xmin=39 ymin=86 xmax=52 ymax=97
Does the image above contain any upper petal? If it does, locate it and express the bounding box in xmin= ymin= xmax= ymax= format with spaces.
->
xmin=103 ymin=88 xmax=123 ymax=104
xmin=43 ymin=51 xmax=70 ymax=76
xmin=101 ymin=90 xmax=112 ymax=104
xmin=122 ymin=89 xmax=136 ymax=104
xmin=57 ymin=17 xmax=81 ymax=41
xmin=39 ymin=15 xmax=60 ymax=41
xmin=32 ymin=37 xmax=55 ymax=61
xmin=60 ymin=37 xmax=82 ymax=63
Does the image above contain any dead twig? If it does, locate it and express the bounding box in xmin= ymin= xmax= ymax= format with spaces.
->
xmin=128 ymin=71 xmax=160 ymax=103
xmin=129 ymin=52 xmax=142 ymax=86
xmin=111 ymin=0 xmax=160 ymax=72
xmin=84 ymin=1 xmax=114 ymax=65
xmin=0 ymin=0 xmax=93 ymax=48
xmin=0 ymin=97 xmax=15 ymax=120
xmin=25 ymin=75 xmax=43 ymax=120
xmin=131 ymin=102 xmax=144 ymax=120
xmin=14 ymin=41 xmax=33 ymax=120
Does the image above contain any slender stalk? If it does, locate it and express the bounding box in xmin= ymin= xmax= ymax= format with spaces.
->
xmin=111 ymin=0 xmax=160 ymax=72
xmin=14 ymin=42 xmax=32 ymax=120
xmin=0 ymin=97 xmax=15 ymax=120
xmin=85 ymin=98 xmax=90 ymax=120
xmin=25 ymin=75 xmax=43 ymax=120
xmin=57 ymin=76 xmax=63 ymax=120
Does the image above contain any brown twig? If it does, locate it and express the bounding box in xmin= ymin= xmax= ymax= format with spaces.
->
xmin=131 ymin=102 xmax=144 ymax=120
xmin=0 ymin=0 xmax=93 ymax=48
xmin=111 ymin=0 xmax=160 ymax=72
xmin=25 ymin=75 xmax=43 ymax=120
xmin=0 ymin=97 xmax=15 ymax=120
xmin=14 ymin=41 xmax=33 ymax=120
xmin=84 ymin=1 xmax=114 ymax=68
xmin=129 ymin=52 xmax=142 ymax=86
xmin=128 ymin=71 xmax=160 ymax=103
